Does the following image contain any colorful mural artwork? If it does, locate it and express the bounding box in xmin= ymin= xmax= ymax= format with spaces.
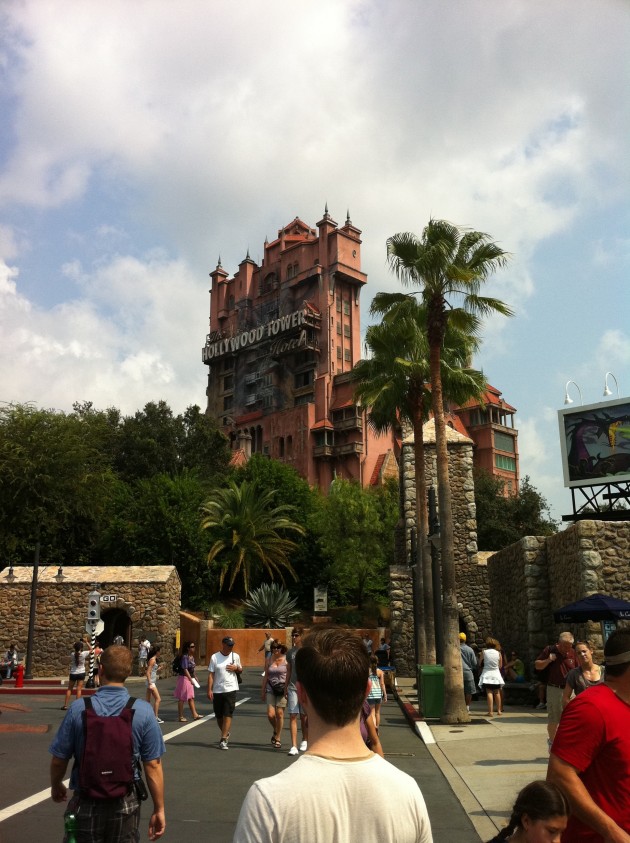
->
xmin=558 ymin=398 xmax=630 ymax=487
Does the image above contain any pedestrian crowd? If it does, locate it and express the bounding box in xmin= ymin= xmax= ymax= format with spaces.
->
xmin=45 ymin=623 xmax=630 ymax=842
xmin=459 ymin=626 xmax=628 ymax=843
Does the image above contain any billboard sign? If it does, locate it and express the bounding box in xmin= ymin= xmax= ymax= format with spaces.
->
xmin=558 ymin=397 xmax=630 ymax=488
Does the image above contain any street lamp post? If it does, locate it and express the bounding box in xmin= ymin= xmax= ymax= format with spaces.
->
xmin=409 ymin=526 xmax=421 ymax=673
xmin=428 ymin=486 xmax=444 ymax=665
xmin=24 ymin=537 xmax=41 ymax=680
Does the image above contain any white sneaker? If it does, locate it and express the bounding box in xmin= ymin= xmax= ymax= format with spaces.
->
xmin=299 ymin=740 xmax=308 ymax=752
xmin=156 ymin=718 xmax=164 ymax=724
xmin=288 ymin=746 xmax=299 ymax=756
xmin=219 ymin=739 xmax=229 ymax=750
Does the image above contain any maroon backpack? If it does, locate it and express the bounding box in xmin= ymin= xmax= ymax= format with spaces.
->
xmin=79 ymin=697 xmax=136 ymax=799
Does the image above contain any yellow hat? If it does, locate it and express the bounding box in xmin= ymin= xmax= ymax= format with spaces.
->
xmin=459 ymin=632 xmax=467 ymax=641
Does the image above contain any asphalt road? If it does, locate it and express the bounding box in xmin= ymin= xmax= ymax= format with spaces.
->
xmin=0 ymin=670 xmax=477 ymax=842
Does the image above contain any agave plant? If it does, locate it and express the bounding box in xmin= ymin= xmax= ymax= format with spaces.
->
xmin=243 ymin=583 xmax=300 ymax=628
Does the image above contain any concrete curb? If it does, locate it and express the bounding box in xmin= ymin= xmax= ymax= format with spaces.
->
xmin=393 ymin=683 xmax=492 ymax=842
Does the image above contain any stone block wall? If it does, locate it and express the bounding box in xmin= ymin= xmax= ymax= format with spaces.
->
xmin=0 ymin=566 xmax=181 ymax=677
xmin=388 ymin=565 xmax=415 ymax=677
xmin=487 ymin=521 xmax=630 ymax=669
xmin=546 ymin=520 xmax=630 ymax=653
xmin=486 ymin=536 xmax=550 ymax=672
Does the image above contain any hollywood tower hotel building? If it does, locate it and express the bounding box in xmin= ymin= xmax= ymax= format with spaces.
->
xmin=202 ymin=210 xmax=398 ymax=490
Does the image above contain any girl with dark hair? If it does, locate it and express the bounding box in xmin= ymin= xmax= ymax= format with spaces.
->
xmin=145 ymin=644 xmax=163 ymax=723
xmin=486 ymin=780 xmax=569 ymax=843
xmin=174 ymin=641 xmax=202 ymax=722
xmin=61 ymin=640 xmax=92 ymax=709
xmin=367 ymin=655 xmax=387 ymax=729
xmin=359 ymin=698 xmax=384 ymax=757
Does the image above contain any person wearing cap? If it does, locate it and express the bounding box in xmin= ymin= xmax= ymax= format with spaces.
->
xmin=207 ymin=636 xmax=242 ymax=750
xmin=459 ymin=633 xmax=478 ymax=711
xmin=233 ymin=627 xmax=432 ymax=843
xmin=547 ymin=627 xmax=630 ymax=841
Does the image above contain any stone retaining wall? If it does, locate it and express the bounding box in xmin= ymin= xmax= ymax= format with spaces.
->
xmin=487 ymin=536 xmax=550 ymax=672
xmin=488 ymin=521 xmax=630 ymax=669
xmin=388 ymin=565 xmax=415 ymax=677
xmin=0 ymin=566 xmax=181 ymax=677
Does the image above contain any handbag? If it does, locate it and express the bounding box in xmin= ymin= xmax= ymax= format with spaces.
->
xmin=232 ymin=653 xmax=242 ymax=685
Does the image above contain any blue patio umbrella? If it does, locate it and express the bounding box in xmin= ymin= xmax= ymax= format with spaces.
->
xmin=553 ymin=593 xmax=630 ymax=623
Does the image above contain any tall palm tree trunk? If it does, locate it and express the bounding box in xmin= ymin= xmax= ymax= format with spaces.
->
xmin=412 ymin=402 xmax=428 ymax=665
xmin=429 ymin=339 xmax=469 ymax=724
xmin=412 ymin=402 xmax=436 ymax=663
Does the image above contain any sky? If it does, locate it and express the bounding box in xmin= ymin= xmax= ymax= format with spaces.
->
xmin=1 ymin=0 xmax=628 ymax=523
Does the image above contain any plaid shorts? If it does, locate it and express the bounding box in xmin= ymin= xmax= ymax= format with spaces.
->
xmin=64 ymin=790 xmax=141 ymax=843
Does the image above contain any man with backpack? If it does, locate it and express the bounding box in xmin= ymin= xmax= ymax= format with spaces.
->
xmin=49 ymin=645 xmax=166 ymax=841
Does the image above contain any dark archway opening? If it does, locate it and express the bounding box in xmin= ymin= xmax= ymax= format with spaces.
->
xmin=101 ymin=609 xmax=132 ymax=648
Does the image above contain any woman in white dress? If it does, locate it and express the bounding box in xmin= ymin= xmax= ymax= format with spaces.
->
xmin=479 ymin=636 xmax=505 ymax=717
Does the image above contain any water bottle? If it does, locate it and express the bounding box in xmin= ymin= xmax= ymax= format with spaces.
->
xmin=64 ymin=812 xmax=78 ymax=843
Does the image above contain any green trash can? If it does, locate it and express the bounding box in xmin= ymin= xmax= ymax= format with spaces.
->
xmin=419 ymin=664 xmax=444 ymax=718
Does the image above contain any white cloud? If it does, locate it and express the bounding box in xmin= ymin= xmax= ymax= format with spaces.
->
xmin=0 ymin=248 xmax=207 ymax=413
xmin=0 ymin=0 xmax=627 ymax=515
xmin=596 ymin=330 xmax=630 ymax=372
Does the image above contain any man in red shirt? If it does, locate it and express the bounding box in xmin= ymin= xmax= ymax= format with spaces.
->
xmin=535 ymin=631 xmax=576 ymax=747
xmin=547 ymin=627 xmax=630 ymax=843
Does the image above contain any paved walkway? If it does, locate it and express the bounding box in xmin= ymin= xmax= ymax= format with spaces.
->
xmin=1 ymin=671 xmax=552 ymax=842
xmin=0 ymin=671 xmax=478 ymax=842
xmin=396 ymin=678 xmax=550 ymax=841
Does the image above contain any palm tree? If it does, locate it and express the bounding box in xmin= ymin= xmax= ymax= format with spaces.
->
xmin=353 ymin=293 xmax=485 ymax=665
xmin=387 ymin=219 xmax=512 ymax=724
xmin=200 ymin=479 xmax=305 ymax=594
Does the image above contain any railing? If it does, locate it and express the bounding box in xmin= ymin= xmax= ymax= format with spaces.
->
xmin=333 ymin=416 xmax=363 ymax=432
xmin=335 ymin=442 xmax=364 ymax=456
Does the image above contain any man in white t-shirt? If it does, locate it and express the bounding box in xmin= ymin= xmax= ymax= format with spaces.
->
xmin=233 ymin=627 xmax=433 ymax=843
xmin=207 ymin=636 xmax=242 ymax=750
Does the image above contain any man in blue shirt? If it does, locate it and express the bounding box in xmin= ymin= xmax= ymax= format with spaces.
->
xmin=49 ymin=645 xmax=166 ymax=841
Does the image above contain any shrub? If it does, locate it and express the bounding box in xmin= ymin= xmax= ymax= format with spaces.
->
xmin=243 ymin=583 xmax=299 ymax=628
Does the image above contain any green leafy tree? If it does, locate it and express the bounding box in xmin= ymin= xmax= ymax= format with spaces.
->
xmin=114 ymin=400 xmax=180 ymax=481
xmin=177 ymin=405 xmax=231 ymax=483
xmin=200 ymin=479 xmax=305 ymax=594
xmin=113 ymin=401 xmax=230 ymax=483
xmin=312 ymin=478 xmax=398 ymax=608
xmin=236 ymin=454 xmax=325 ymax=607
xmin=387 ymin=219 xmax=512 ymax=724
xmin=97 ymin=470 xmax=218 ymax=605
xmin=474 ymin=471 xmax=557 ymax=550
xmin=352 ymin=293 xmax=485 ymax=662
xmin=0 ymin=403 xmax=116 ymax=566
